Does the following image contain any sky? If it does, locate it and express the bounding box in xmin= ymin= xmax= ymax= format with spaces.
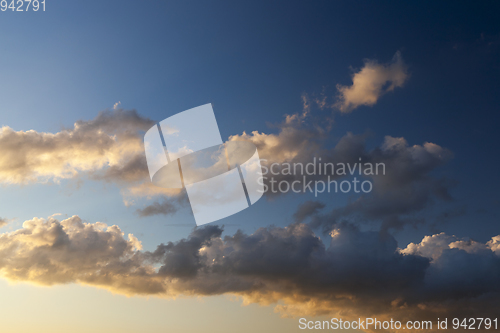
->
xmin=0 ymin=1 xmax=500 ymax=332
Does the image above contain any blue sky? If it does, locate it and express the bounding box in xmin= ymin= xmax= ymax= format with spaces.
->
xmin=1 ymin=1 xmax=500 ymax=332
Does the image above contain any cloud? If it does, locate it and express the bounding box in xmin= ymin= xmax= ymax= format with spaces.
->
xmin=0 ymin=109 xmax=154 ymax=185
xmin=401 ymin=232 xmax=500 ymax=259
xmin=0 ymin=101 xmax=450 ymax=227
xmin=0 ymin=217 xmax=9 ymax=228
xmin=136 ymin=200 xmax=178 ymax=217
xmin=0 ymin=108 xmax=185 ymax=204
xmin=400 ymin=232 xmax=500 ymax=308
xmin=0 ymin=214 xmax=499 ymax=326
xmin=488 ymin=236 xmax=500 ymax=255
xmin=309 ymin=135 xmax=454 ymax=232
xmin=335 ymin=51 xmax=409 ymax=113
xmin=136 ymin=194 xmax=188 ymax=217
xmin=0 ymin=215 xmax=162 ymax=294
xmin=0 ymin=105 xmax=450 ymax=228
xmin=231 ymin=116 xmax=452 ymax=231
xmin=293 ymin=201 xmax=325 ymax=223
xmin=229 ymin=118 xmax=326 ymax=166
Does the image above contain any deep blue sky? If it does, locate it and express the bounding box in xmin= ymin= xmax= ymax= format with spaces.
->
xmin=1 ymin=0 xmax=499 ymax=247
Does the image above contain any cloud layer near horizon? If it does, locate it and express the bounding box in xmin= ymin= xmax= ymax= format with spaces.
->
xmin=0 ymin=214 xmax=498 ymax=325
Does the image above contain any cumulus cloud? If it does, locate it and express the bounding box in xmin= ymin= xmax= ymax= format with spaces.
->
xmin=309 ymin=135 xmax=453 ymax=232
xmin=0 ymin=104 xmax=444 ymax=227
xmin=0 ymin=214 xmax=499 ymax=326
xmin=402 ymin=232 xmax=500 ymax=259
xmin=335 ymin=51 xmax=409 ymax=113
xmin=0 ymin=104 xmax=451 ymax=229
xmin=231 ymin=115 xmax=452 ymax=231
xmin=0 ymin=108 xmax=185 ymax=205
xmin=229 ymin=117 xmax=366 ymax=192
xmin=0 ymin=215 xmax=162 ymax=294
xmin=229 ymin=118 xmax=326 ymax=166
xmin=400 ymin=232 xmax=500 ymax=309
xmin=0 ymin=109 xmax=154 ymax=185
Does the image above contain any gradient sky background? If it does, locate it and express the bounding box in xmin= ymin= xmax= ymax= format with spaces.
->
xmin=1 ymin=1 xmax=500 ymax=332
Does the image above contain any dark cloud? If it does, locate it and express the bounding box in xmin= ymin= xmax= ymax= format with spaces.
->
xmin=136 ymin=200 xmax=178 ymax=217
xmin=293 ymin=201 xmax=325 ymax=223
xmin=232 ymin=116 xmax=453 ymax=231
xmin=1 ymin=214 xmax=499 ymax=325
xmin=156 ymin=225 xmax=223 ymax=278
xmin=0 ymin=106 xmax=454 ymax=232
xmin=72 ymin=108 xmax=154 ymax=134
xmin=312 ymin=136 xmax=454 ymax=232
xmin=136 ymin=194 xmax=188 ymax=217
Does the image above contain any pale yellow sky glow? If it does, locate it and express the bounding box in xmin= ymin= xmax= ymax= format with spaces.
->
xmin=0 ymin=280 xmax=312 ymax=333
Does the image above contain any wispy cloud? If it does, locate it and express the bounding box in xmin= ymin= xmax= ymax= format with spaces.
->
xmin=136 ymin=194 xmax=188 ymax=217
xmin=0 ymin=217 xmax=10 ymax=228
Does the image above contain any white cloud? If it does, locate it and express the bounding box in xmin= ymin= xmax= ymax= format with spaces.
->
xmin=335 ymin=51 xmax=409 ymax=113
xmin=401 ymin=232 xmax=497 ymax=259
xmin=0 ymin=109 xmax=153 ymax=185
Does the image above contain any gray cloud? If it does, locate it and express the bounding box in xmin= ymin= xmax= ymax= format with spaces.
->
xmin=232 ymin=116 xmax=453 ymax=231
xmin=309 ymin=136 xmax=454 ymax=232
xmin=0 ymin=214 xmax=498 ymax=325
xmin=91 ymin=153 xmax=149 ymax=184
xmin=136 ymin=200 xmax=178 ymax=217
xmin=293 ymin=201 xmax=325 ymax=223
xmin=0 ymin=105 xmax=451 ymax=231
xmin=0 ymin=108 xmax=153 ymax=185
xmin=0 ymin=104 xmax=454 ymax=235
xmin=136 ymin=194 xmax=188 ymax=217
